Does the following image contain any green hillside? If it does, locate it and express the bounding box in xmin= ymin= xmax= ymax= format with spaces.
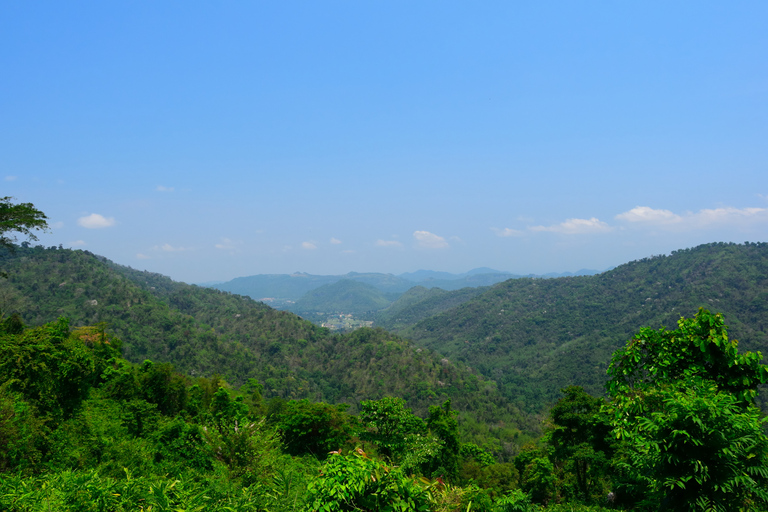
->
xmin=394 ymin=242 xmax=768 ymax=410
xmin=0 ymin=244 xmax=536 ymax=444
xmin=288 ymin=279 xmax=396 ymax=315
xmin=375 ymin=285 xmax=489 ymax=331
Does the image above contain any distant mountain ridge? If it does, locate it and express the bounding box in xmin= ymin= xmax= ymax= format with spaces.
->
xmin=212 ymin=267 xmax=602 ymax=304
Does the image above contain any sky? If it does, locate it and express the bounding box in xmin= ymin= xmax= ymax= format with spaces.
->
xmin=2 ymin=2 xmax=767 ymax=284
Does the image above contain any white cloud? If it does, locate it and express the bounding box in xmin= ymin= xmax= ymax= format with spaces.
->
xmin=136 ymin=253 xmax=151 ymax=260
xmin=69 ymin=240 xmax=86 ymax=247
xmin=78 ymin=213 xmax=116 ymax=229
xmin=375 ymin=239 xmax=403 ymax=247
xmin=302 ymin=241 xmax=317 ymax=250
xmin=330 ymin=237 xmax=342 ymax=244
xmin=615 ymin=206 xmax=681 ymax=224
xmin=492 ymin=227 xmax=525 ymax=237
xmin=215 ymin=237 xmax=240 ymax=250
xmin=615 ymin=205 xmax=768 ymax=230
xmin=530 ymin=217 xmax=612 ymax=235
xmin=51 ymin=221 xmax=65 ymax=229
xmin=413 ymin=230 xmax=449 ymax=249
xmin=154 ymin=243 xmax=190 ymax=252
xmin=693 ymin=207 xmax=768 ymax=227
xmin=5 ymin=176 xmax=17 ymax=181
xmin=156 ymin=185 xmax=175 ymax=192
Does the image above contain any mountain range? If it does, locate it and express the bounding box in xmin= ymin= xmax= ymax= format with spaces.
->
xmin=3 ymin=241 xmax=766 ymax=429
xmin=211 ymin=268 xmax=602 ymax=304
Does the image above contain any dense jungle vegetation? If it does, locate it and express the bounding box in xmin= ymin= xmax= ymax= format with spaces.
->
xmin=2 ymin=307 xmax=768 ymax=511
xmin=2 ymin=201 xmax=768 ymax=510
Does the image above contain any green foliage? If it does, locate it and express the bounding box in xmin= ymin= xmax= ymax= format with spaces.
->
xmin=303 ymin=449 xmax=431 ymax=512
xmin=203 ymin=417 xmax=283 ymax=487
xmin=494 ymin=488 xmax=535 ymax=512
xmin=515 ymin=449 xmax=556 ymax=506
xmin=546 ymin=386 xmax=612 ymax=504
xmin=274 ymin=399 xmax=355 ymax=458
xmin=47 ymin=397 xmax=157 ymax=478
xmin=0 ymin=390 xmax=46 ymax=474
xmin=606 ymin=310 xmax=768 ymax=511
xmin=422 ymin=400 xmax=461 ymax=481
xmin=359 ymin=397 xmax=427 ymax=459
xmin=611 ymin=379 xmax=768 ymax=511
xmin=0 ymin=197 xmax=48 ymax=253
xmin=0 ymin=318 xmax=115 ymax=421
xmin=0 ymin=470 xmax=275 ymax=512
xmin=153 ymin=416 xmax=212 ymax=473
xmin=459 ymin=443 xmax=495 ymax=467
xmin=607 ymin=308 xmax=768 ymax=402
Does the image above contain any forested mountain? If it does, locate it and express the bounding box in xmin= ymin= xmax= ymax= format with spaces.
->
xmin=375 ymin=285 xmax=490 ymax=331
xmin=287 ymin=279 xmax=397 ymax=315
xmin=392 ymin=242 xmax=768 ymax=411
xmin=0 ymin=244 xmax=536 ymax=445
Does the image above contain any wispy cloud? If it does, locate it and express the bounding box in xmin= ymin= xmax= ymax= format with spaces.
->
xmin=615 ymin=206 xmax=681 ymax=224
xmin=78 ymin=213 xmax=116 ymax=229
xmin=5 ymin=176 xmax=17 ymax=181
xmin=530 ymin=217 xmax=612 ymax=235
xmin=330 ymin=237 xmax=342 ymax=244
xmin=51 ymin=221 xmax=65 ymax=229
xmin=154 ymin=243 xmax=190 ymax=252
xmin=156 ymin=185 xmax=175 ymax=192
xmin=376 ymin=239 xmax=403 ymax=248
xmin=302 ymin=241 xmax=317 ymax=250
xmin=615 ymin=205 xmax=768 ymax=229
xmin=215 ymin=237 xmax=240 ymax=250
xmin=492 ymin=227 xmax=525 ymax=237
xmin=413 ymin=230 xmax=449 ymax=249
xmin=69 ymin=240 xmax=86 ymax=247
xmin=136 ymin=253 xmax=150 ymax=260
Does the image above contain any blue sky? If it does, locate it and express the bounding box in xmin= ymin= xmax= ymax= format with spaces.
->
xmin=2 ymin=2 xmax=767 ymax=283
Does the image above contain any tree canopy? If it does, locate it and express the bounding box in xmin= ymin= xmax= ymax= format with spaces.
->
xmin=606 ymin=309 xmax=768 ymax=511
xmin=0 ymin=197 xmax=49 ymax=252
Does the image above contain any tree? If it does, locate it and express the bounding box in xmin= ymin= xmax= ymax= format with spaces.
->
xmin=274 ymin=399 xmax=354 ymax=458
xmin=359 ymin=396 xmax=427 ymax=461
xmin=613 ymin=378 xmax=768 ymax=511
xmin=422 ymin=399 xmax=461 ymax=481
xmin=606 ymin=309 xmax=768 ymax=511
xmin=0 ymin=197 xmax=48 ymax=279
xmin=546 ymin=386 xmax=612 ymax=503
xmin=0 ymin=197 xmax=48 ymax=252
xmin=606 ymin=308 xmax=768 ymax=403
xmin=303 ymin=449 xmax=431 ymax=512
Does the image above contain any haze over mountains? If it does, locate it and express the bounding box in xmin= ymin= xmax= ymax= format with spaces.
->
xmin=211 ymin=268 xmax=602 ymax=309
